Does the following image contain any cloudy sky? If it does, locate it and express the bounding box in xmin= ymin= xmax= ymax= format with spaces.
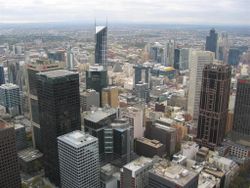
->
xmin=0 ymin=0 xmax=249 ymax=25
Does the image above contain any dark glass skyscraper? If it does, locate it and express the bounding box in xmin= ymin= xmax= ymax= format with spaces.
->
xmin=196 ymin=64 xmax=231 ymax=149
xmin=228 ymin=48 xmax=240 ymax=66
xmin=205 ymin=28 xmax=218 ymax=58
xmin=133 ymin=65 xmax=151 ymax=86
xmin=0 ymin=119 xmax=21 ymax=188
xmin=0 ymin=64 xmax=5 ymax=85
xmin=37 ymin=70 xmax=81 ymax=186
xmin=233 ymin=77 xmax=250 ymax=136
xmin=95 ymin=26 xmax=107 ymax=67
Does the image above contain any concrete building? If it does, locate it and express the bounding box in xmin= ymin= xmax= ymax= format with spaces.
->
xmin=121 ymin=156 xmax=155 ymax=188
xmin=0 ymin=83 xmax=21 ymax=115
xmin=102 ymin=86 xmax=119 ymax=108
xmin=80 ymin=89 xmax=100 ymax=112
xmin=14 ymin=124 xmax=27 ymax=151
xmin=100 ymin=164 xmax=120 ymax=188
xmin=135 ymin=82 xmax=150 ymax=103
xmin=135 ymin=137 xmax=165 ymax=158
xmin=148 ymin=159 xmax=199 ymax=188
xmin=0 ymin=119 xmax=21 ymax=188
xmin=181 ymin=141 xmax=199 ymax=160
xmin=37 ymin=70 xmax=81 ymax=186
xmin=58 ymin=131 xmax=100 ymax=188
xmin=122 ymin=106 xmax=144 ymax=138
xmin=188 ymin=50 xmax=214 ymax=122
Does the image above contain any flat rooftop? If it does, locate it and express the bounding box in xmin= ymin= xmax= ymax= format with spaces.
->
xmin=18 ymin=147 xmax=43 ymax=162
xmin=136 ymin=137 xmax=163 ymax=149
xmin=58 ymin=130 xmax=97 ymax=148
xmin=123 ymin=156 xmax=153 ymax=177
xmin=0 ymin=119 xmax=10 ymax=129
xmin=37 ymin=70 xmax=77 ymax=78
xmin=0 ymin=83 xmax=19 ymax=90
xmin=84 ymin=108 xmax=116 ymax=123
xmin=151 ymin=160 xmax=198 ymax=187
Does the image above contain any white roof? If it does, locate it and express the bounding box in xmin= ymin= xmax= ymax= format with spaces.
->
xmin=96 ymin=26 xmax=106 ymax=33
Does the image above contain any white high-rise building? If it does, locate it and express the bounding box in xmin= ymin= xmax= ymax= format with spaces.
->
xmin=188 ymin=50 xmax=214 ymax=122
xmin=58 ymin=131 xmax=100 ymax=188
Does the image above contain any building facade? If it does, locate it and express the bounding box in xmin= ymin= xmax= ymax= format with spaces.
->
xmin=205 ymin=28 xmax=218 ymax=58
xmin=37 ymin=70 xmax=81 ymax=186
xmin=95 ymin=26 xmax=107 ymax=67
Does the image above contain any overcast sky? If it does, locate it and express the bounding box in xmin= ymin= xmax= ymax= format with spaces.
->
xmin=0 ymin=0 xmax=249 ymax=25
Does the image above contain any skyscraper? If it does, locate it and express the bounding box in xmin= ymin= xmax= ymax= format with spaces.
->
xmin=27 ymin=60 xmax=64 ymax=151
xmin=205 ymin=28 xmax=218 ymax=58
xmin=228 ymin=48 xmax=240 ymax=66
xmin=135 ymin=82 xmax=150 ymax=103
xmin=0 ymin=119 xmax=21 ymax=188
xmin=0 ymin=83 xmax=21 ymax=115
xmin=0 ymin=64 xmax=5 ymax=85
xmin=58 ymin=131 xmax=100 ymax=188
xmin=233 ymin=77 xmax=250 ymax=136
xmin=95 ymin=26 xmax=107 ymax=67
xmin=188 ymin=50 xmax=214 ymax=122
xmin=133 ymin=65 xmax=151 ymax=87
xmin=174 ymin=48 xmax=180 ymax=69
xmin=37 ymin=70 xmax=81 ymax=186
xmin=102 ymin=86 xmax=119 ymax=108
xmin=196 ymin=64 xmax=231 ymax=149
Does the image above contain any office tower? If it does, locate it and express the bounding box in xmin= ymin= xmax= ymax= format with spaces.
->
xmin=166 ymin=40 xmax=175 ymax=66
xmin=188 ymin=51 xmax=214 ymax=122
xmin=7 ymin=59 xmax=19 ymax=85
xmin=135 ymin=82 xmax=150 ymax=103
xmin=102 ymin=86 xmax=119 ymax=108
xmin=0 ymin=119 xmax=21 ymax=188
xmin=149 ymin=42 xmax=165 ymax=64
xmin=15 ymin=124 xmax=27 ymax=151
xmin=122 ymin=106 xmax=145 ymax=138
xmin=86 ymin=65 xmax=108 ymax=104
xmin=95 ymin=26 xmax=107 ymax=67
xmin=27 ymin=60 xmax=64 ymax=151
xmin=205 ymin=28 xmax=218 ymax=58
xmin=228 ymin=48 xmax=241 ymax=66
xmin=179 ymin=48 xmax=190 ymax=70
xmin=174 ymin=48 xmax=180 ymax=69
xmin=0 ymin=64 xmax=5 ymax=85
xmin=80 ymin=89 xmax=100 ymax=112
xmin=66 ymin=48 xmax=74 ymax=70
xmin=196 ymin=64 xmax=231 ymax=149
xmin=121 ymin=156 xmax=155 ymax=188
xmin=133 ymin=65 xmax=151 ymax=86
xmin=0 ymin=83 xmax=21 ymax=115
xmin=233 ymin=77 xmax=250 ymax=136
xmin=84 ymin=108 xmax=117 ymax=161
xmin=58 ymin=131 xmax=100 ymax=188
xmin=148 ymin=159 xmax=199 ymax=188
xmin=37 ymin=70 xmax=81 ymax=186
xmin=146 ymin=121 xmax=176 ymax=156
xmin=134 ymin=137 xmax=165 ymax=158
xmin=48 ymin=49 xmax=66 ymax=62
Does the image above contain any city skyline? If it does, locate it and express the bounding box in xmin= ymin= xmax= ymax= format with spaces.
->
xmin=0 ymin=0 xmax=250 ymax=26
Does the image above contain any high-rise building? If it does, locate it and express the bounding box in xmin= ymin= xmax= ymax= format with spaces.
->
xmin=0 ymin=64 xmax=5 ymax=85
xmin=188 ymin=51 xmax=214 ymax=122
xmin=174 ymin=48 xmax=180 ymax=69
xmin=102 ymin=86 xmax=119 ymax=108
xmin=86 ymin=65 xmax=108 ymax=105
xmin=149 ymin=42 xmax=165 ymax=64
xmin=233 ymin=77 xmax=250 ymax=136
xmin=0 ymin=119 xmax=21 ymax=188
xmin=95 ymin=26 xmax=107 ymax=67
xmin=166 ymin=40 xmax=175 ymax=66
xmin=179 ymin=48 xmax=190 ymax=70
xmin=133 ymin=65 xmax=151 ymax=86
xmin=80 ymin=89 xmax=100 ymax=112
xmin=135 ymin=82 xmax=150 ymax=103
xmin=15 ymin=124 xmax=27 ymax=151
xmin=205 ymin=28 xmax=218 ymax=58
xmin=37 ymin=70 xmax=81 ymax=186
xmin=228 ymin=48 xmax=241 ymax=66
xmin=58 ymin=131 xmax=100 ymax=188
xmin=47 ymin=49 xmax=66 ymax=62
xmin=27 ymin=60 xmax=64 ymax=151
xmin=121 ymin=156 xmax=155 ymax=188
xmin=0 ymin=83 xmax=21 ymax=115
xmin=196 ymin=64 xmax=231 ymax=149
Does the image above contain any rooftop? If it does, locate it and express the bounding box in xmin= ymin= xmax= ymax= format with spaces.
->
xmin=0 ymin=119 xmax=10 ymax=129
xmin=89 ymin=64 xmax=105 ymax=71
xmin=96 ymin=26 xmax=107 ymax=34
xmin=14 ymin=124 xmax=25 ymax=130
xmin=123 ymin=156 xmax=153 ymax=177
xmin=18 ymin=147 xmax=43 ymax=162
xmin=84 ymin=108 xmax=116 ymax=123
xmin=0 ymin=83 xmax=19 ymax=90
xmin=151 ymin=160 xmax=198 ymax=186
xmin=58 ymin=130 xmax=97 ymax=148
xmin=37 ymin=70 xmax=77 ymax=78
xmin=136 ymin=137 xmax=163 ymax=149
